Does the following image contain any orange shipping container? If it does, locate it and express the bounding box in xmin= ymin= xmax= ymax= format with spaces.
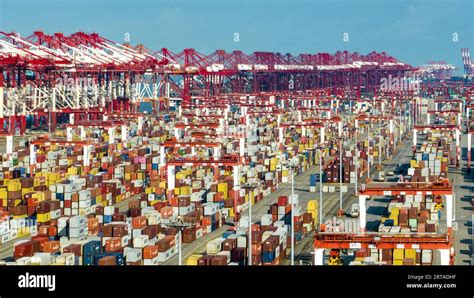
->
xmin=252 ymin=243 xmax=262 ymax=255
xmin=43 ymin=241 xmax=60 ymax=253
xmin=143 ymin=245 xmax=159 ymax=259
xmin=88 ymin=218 xmax=99 ymax=233
xmin=201 ymin=216 xmax=212 ymax=226
xmin=161 ymin=206 xmax=173 ymax=219
xmin=132 ymin=216 xmax=147 ymax=229
xmin=105 ymin=238 xmax=122 ymax=252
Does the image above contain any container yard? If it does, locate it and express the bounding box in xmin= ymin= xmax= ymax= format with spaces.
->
xmin=0 ymin=0 xmax=473 ymax=282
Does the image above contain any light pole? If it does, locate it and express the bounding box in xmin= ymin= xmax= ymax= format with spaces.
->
xmin=319 ymin=147 xmax=323 ymax=227
xmin=354 ymin=119 xmax=358 ymax=196
xmin=290 ymin=165 xmax=295 ymax=266
xmin=240 ymin=183 xmax=257 ymax=266
xmin=367 ymin=120 xmax=370 ymax=180
xmin=338 ymin=138 xmax=343 ymax=215
xmin=178 ymin=230 xmax=182 ymax=265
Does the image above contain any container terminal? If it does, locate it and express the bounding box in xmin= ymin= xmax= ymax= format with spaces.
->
xmin=0 ymin=31 xmax=473 ymax=267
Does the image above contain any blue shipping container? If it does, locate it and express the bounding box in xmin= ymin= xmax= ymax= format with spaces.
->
xmin=83 ymin=255 xmax=94 ymax=266
xmin=222 ymin=230 xmax=236 ymax=239
xmin=310 ymin=174 xmax=318 ymax=186
xmin=262 ymin=251 xmax=276 ymax=263
xmin=104 ymin=215 xmax=113 ymax=224
xmin=83 ymin=240 xmax=101 ymax=256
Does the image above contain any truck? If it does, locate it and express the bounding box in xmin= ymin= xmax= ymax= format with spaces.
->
xmin=374 ymin=170 xmax=385 ymax=182
xmin=349 ymin=203 xmax=359 ymax=218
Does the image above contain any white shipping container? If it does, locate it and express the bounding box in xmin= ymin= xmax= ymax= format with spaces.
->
xmin=104 ymin=206 xmax=115 ymax=216
xmin=237 ymin=236 xmax=247 ymax=248
xmin=69 ymin=215 xmax=86 ymax=228
xmin=124 ymin=247 xmax=143 ymax=262
xmin=422 ymin=250 xmax=432 ymax=264
xmin=56 ymin=253 xmax=75 ymax=265
xmin=31 ymin=253 xmax=53 ymax=265
xmin=261 ymin=214 xmax=272 ymax=226
xmin=143 ymin=256 xmax=159 ymax=265
xmin=157 ymin=246 xmax=177 ymax=263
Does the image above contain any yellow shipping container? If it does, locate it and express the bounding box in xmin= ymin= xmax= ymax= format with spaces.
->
xmin=17 ymin=227 xmax=30 ymax=237
xmin=389 ymin=214 xmax=399 ymax=226
xmin=180 ymin=186 xmax=191 ymax=195
xmin=270 ymin=164 xmax=276 ymax=171
xmin=393 ymin=259 xmax=404 ymax=265
xmin=37 ymin=212 xmax=51 ymax=223
xmin=67 ymin=167 xmax=78 ymax=175
xmin=218 ymin=182 xmax=228 ymax=193
xmin=282 ymin=170 xmax=289 ymax=177
xmin=145 ymin=187 xmax=155 ymax=194
xmin=116 ymin=195 xmax=122 ymax=203
xmin=0 ymin=189 xmax=8 ymax=199
xmin=391 ymin=207 xmax=400 ymax=216
xmin=186 ymin=254 xmax=201 ymax=266
xmin=307 ymin=200 xmax=319 ymax=211
xmin=125 ymin=173 xmax=132 ymax=180
xmin=229 ymin=207 xmax=234 ymax=217
xmin=174 ymin=188 xmax=180 ymax=195
xmin=150 ymin=200 xmax=160 ymax=206
xmin=7 ymin=182 xmax=21 ymax=192
xmin=410 ymin=160 xmax=418 ymax=168
xmin=405 ymin=249 xmax=416 ymax=259
xmin=32 ymin=192 xmax=46 ymax=202
xmin=393 ymin=249 xmax=404 ymax=260
xmin=13 ymin=214 xmax=28 ymax=219
xmin=96 ymin=195 xmax=102 ymax=203
xmin=159 ymin=181 xmax=167 ymax=189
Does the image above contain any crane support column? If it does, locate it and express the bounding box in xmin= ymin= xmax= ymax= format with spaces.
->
xmin=174 ymin=128 xmax=180 ymax=140
xmin=446 ymin=194 xmax=453 ymax=228
xmin=160 ymin=146 xmax=165 ymax=169
xmin=67 ymin=127 xmax=73 ymax=142
xmin=468 ymin=132 xmax=471 ymax=170
xmin=6 ymin=135 xmax=13 ymax=157
xmin=80 ymin=126 xmax=86 ymax=140
xmin=279 ymin=127 xmax=284 ymax=144
xmin=138 ymin=116 xmax=143 ymax=135
xmin=213 ymin=147 xmax=221 ymax=159
xmin=358 ymin=195 xmax=369 ymax=231
xmin=413 ymin=129 xmax=417 ymax=148
xmin=455 ymin=129 xmax=460 ymax=165
xmin=29 ymin=144 xmax=36 ymax=175
xmin=439 ymin=249 xmax=450 ymax=265
xmin=167 ymin=165 xmax=175 ymax=190
xmin=121 ymin=125 xmax=127 ymax=142
xmin=338 ymin=121 xmax=343 ymax=137
xmin=108 ymin=127 xmax=115 ymax=144
xmin=314 ymin=248 xmax=324 ymax=266
xmin=69 ymin=113 xmax=75 ymax=125
xmin=427 ymin=113 xmax=430 ymax=125
xmin=320 ymin=127 xmax=325 ymax=144
xmin=240 ymin=137 xmax=245 ymax=157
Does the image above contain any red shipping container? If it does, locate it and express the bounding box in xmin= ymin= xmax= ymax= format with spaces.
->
xmin=98 ymin=256 xmax=116 ymax=266
xmin=278 ymin=196 xmax=288 ymax=206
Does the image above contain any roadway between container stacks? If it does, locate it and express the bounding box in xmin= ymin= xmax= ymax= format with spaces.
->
xmin=284 ymin=137 xmax=415 ymax=264
xmin=167 ymin=136 xmax=414 ymax=265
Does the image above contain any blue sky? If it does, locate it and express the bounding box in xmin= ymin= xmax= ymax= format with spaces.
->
xmin=0 ymin=0 xmax=472 ymax=72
